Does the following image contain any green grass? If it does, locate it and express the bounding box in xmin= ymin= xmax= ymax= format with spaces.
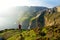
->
xmin=7 ymin=32 xmax=20 ymax=40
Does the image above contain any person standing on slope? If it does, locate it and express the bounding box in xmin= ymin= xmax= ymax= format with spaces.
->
xmin=18 ymin=24 xmax=21 ymax=30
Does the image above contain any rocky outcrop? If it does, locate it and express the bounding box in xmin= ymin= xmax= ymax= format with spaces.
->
xmin=30 ymin=6 xmax=60 ymax=29
xmin=56 ymin=6 xmax=60 ymax=12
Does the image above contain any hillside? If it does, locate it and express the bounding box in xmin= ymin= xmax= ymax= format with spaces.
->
xmin=0 ymin=6 xmax=60 ymax=40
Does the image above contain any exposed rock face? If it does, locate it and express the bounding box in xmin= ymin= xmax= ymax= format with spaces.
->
xmin=45 ymin=17 xmax=54 ymax=26
xmin=44 ymin=12 xmax=60 ymax=27
xmin=56 ymin=6 xmax=60 ymax=12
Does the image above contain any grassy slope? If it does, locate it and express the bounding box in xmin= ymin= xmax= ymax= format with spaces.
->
xmin=0 ymin=25 xmax=60 ymax=40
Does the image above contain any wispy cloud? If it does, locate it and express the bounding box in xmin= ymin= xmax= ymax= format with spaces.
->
xmin=29 ymin=0 xmax=60 ymax=8
xmin=28 ymin=0 xmax=53 ymax=8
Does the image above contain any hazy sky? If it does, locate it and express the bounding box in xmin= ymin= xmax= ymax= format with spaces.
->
xmin=0 ymin=0 xmax=60 ymax=30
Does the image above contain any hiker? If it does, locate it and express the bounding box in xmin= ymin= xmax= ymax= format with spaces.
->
xmin=18 ymin=24 xmax=21 ymax=30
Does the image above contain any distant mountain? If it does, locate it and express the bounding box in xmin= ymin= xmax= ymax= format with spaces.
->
xmin=19 ymin=6 xmax=60 ymax=29
xmin=19 ymin=6 xmax=48 ymax=29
